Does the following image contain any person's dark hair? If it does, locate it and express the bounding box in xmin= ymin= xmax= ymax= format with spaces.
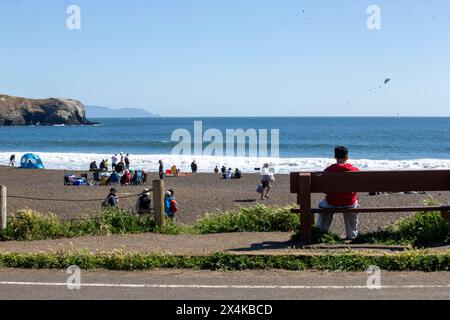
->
xmin=168 ymin=189 xmax=175 ymax=196
xmin=110 ymin=188 xmax=117 ymax=194
xmin=334 ymin=146 xmax=349 ymax=159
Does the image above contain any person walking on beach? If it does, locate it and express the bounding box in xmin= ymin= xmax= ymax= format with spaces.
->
xmin=317 ymin=146 xmax=360 ymax=240
xmin=111 ymin=154 xmax=118 ymax=171
xmin=135 ymin=188 xmax=152 ymax=215
xmin=191 ymin=160 xmax=198 ymax=175
xmin=260 ymin=163 xmax=273 ymax=200
xmin=125 ymin=154 xmax=131 ymax=170
xmin=103 ymin=188 xmax=119 ymax=208
xmin=158 ymin=160 xmax=164 ymax=180
xmin=9 ymin=154 xmax=15 ymax=166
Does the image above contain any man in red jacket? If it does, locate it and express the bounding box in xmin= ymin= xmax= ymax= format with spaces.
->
xmin=317 ymin=146 xmax=360 ymax=240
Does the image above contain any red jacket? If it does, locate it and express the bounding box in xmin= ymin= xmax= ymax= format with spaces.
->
xmin=324 ymin=163 xmax=360 ymax=206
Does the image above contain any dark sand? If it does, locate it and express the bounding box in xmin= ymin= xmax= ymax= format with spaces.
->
xmin=0 ymin=166 xmax=448 ymax=236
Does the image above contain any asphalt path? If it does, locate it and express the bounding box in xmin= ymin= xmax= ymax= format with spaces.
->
xmin=0 ymin=269 xmax=449 ymax=300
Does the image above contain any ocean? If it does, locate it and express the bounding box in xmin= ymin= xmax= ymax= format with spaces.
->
xmin=1 ymin=117 xmax=450 ymax=173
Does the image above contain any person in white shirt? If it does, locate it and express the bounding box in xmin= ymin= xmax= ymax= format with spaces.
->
xmin=226 ymin=168 xmax=233 ymax=179
xmin=260 ymin=163 xmax=273 ymax=200
xmin=111 ymin=154 xmax=118 ymax=171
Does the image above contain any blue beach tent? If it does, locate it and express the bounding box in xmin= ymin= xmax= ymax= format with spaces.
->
xmin=20 ymin=153 xmax=45 ymax=169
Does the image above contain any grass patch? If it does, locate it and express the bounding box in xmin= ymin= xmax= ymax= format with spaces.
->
xmin=0 ymin=208 xmax=183 ymax=241
xmin=0 ymin=250 xmax=449 ymax=272
xmin=354 ymin=211 xmax=450 ymax=247
xmin=0 ymin=205 xmax=300 ymax=242
xmin=194 ymin=205 xmax=299 ymax=234
xmin=291 ymin=227 xmax=344 ymax=244
xmin=1 ymin=204 xmax=449 ymax=248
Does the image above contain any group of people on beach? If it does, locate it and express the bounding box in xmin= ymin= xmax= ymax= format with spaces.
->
xmin=157 ymin=160 xmax=199 ymax=179
xmin=103 ymin=187 xmax=178 ymax=220
xmin=214 ymin=166 xmax=242 ymax=180
xmin=88 ymin=153 xmax=148 ymax=186
xmin=90 ymin=153 xmax=131 ymax=173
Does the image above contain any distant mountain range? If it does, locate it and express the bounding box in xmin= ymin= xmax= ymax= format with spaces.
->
xmin=86 ymin=105 xmax=159 ymax=118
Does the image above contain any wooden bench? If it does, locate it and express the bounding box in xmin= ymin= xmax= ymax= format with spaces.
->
xmin=290 ymin=170 xmax=450 ymax=243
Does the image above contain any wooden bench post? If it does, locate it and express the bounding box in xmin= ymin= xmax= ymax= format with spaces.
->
xmin=152 ymin=180 xmax=165 ymax=227
xmin=298 ymin=173 xmax=313 ymax=243
xmin=0 ymin=185 xmax=6 ymax=231
xmin=441 ymin=208 xmax=450 ymax=224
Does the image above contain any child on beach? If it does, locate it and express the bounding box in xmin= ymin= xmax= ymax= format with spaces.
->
xmin=158 ymin=160 xmax=164 ymax=180
xmin=317 ymin=146 xmax=360 ymax=240
xmin=164 ymin=190 xmax=178 ymax=220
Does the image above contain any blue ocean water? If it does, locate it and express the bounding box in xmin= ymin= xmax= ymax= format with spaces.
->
xmin=1 ymin=117 xmax=450 ymax=160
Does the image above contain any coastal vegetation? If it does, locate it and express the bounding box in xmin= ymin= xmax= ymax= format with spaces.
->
xmin=0 ymin=250 xmax=449 ymax=272
xmin=1 ymin=205 xmax=449 ymax=248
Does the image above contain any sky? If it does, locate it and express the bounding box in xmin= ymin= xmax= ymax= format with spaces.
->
xmin=1 ymin=0 xmax=450 ymax=117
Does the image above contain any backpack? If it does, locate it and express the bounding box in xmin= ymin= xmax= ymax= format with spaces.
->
xmin=170 ymin=199 xmax=178 ymax=214
xmin=256 ymin=184 xmax=263 ymax=194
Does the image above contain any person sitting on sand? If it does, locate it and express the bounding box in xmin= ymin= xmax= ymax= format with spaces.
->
xmin=99 ymin=159 xmax=107 ymax=171
xmin=226 ymin=168 xmax=233 ymax=179
xmin=115 ymin=161 xmax=125 ymax=173
xmin=103 ymin=188 xmax=118 ymax=208
xmin=120 ymin=170 xmax=132 ymax=185
xmin=233 ymin=168 xmax=242 ymax=179
xmin=89 ymin=161 xmax=98 ymax=171
xmin=135 ymin=188 xmax=152 ymax=215
xmin=317 ymin=146 xmax=360 ymax=240
xmin=214 ymin=166 xmax=219 ymax=174
xmin=171 ymin=165 xmax=179 ymax=176
xmin=221 ymin=165 xmax=226 ymax=179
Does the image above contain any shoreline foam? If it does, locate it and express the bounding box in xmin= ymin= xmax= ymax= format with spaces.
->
xmin=2 ymin=152 xmax=450 ymax=173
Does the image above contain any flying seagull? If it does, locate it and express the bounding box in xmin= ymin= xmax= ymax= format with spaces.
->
xmin=384 ymin=78 xmax=391 ymax=84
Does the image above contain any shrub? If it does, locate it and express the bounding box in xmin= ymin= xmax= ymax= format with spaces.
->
xmin=0 ymin=210 xmax=68 ymax=241
xmin=355 ymin=211 xmax=450 ymax=247
xmin=195 ymin=205 xmax=299 ymax=234
xmin=0 ymin=208 xmax=180 ymax=241
xmin=1 ymin=251 xmax=449 ymax=272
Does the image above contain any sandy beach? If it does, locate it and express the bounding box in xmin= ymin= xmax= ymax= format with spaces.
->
xmin=0 ymin=166 xmax=448 ymax=236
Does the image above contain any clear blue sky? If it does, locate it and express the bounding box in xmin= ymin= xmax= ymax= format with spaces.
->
xmin=1 ymin=0 xmax=450 ymax=116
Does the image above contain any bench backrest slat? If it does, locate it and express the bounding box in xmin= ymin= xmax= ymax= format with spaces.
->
xmin=290 ymin=170 xmax=450 ymax=193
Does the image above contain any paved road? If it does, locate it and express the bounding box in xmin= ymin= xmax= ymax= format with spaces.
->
xmin=0 ymin=269 xmax=449 ymax=300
